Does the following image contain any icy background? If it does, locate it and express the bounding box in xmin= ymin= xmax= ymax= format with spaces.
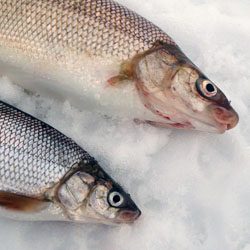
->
xmin=0 ymin=0 xmax=249 ymax=249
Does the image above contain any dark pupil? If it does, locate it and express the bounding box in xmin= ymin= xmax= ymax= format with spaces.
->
xmin=206 ymin=83 xmax=215 ymax=93
xmin=113 ymin=194 xmax=121 ymax=203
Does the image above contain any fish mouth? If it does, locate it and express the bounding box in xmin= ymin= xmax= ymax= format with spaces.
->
xmin=210 ymin=105 xmax=239 ymax=131
xmin=115 ymin=209 xmax=141 ymax=223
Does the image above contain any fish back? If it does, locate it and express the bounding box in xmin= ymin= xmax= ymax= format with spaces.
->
xmin=0 ymin=0 xmax=174 ymax=61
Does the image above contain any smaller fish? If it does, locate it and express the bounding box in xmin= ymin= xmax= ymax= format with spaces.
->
xmin=0 ymin=101 xmax=140 ymax=224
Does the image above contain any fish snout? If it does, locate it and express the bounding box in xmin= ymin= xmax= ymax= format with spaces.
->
xmin=211 ymin=106 xmax=239 ymax=130
xmin=118 ymin=209 xmax=141 ymax=223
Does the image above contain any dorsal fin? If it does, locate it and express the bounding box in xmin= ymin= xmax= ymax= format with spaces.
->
xmin=0 ymin=191 xmax=50 ymax=212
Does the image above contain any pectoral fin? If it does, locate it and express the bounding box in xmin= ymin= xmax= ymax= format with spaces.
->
xmin=107 ymin=74 xmax=129 ymax=86
xmin=107 ymin=60 xmax=136 ymax=86
xmin=0 ymin=191 xmax=49 ymax=212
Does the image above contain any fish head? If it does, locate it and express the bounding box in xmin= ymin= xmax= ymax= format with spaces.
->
xmin=57 ymin=161 xmax=141 ymax=224
xmin=86 ymin=180 xmax=141 ymax=224
xmin=134 ymin=43 xmax=239 ymax=133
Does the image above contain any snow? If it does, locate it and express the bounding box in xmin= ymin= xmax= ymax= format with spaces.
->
xmin=0 ymin=0 xmax=249 ymax=249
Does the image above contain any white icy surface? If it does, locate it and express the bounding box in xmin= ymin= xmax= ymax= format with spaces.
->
xmin=0 ymin=0 xmax=249 ymax=249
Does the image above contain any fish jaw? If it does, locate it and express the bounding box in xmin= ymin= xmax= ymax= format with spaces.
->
xmin=134 ymin=86 xmax=238 ymax=134
xmin=133 ymin=44 xmax=239 ymax=133
xmin=135 ymin=114 xmax=229 ymax=134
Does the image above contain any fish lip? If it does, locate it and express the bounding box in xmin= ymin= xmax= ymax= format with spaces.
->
xmin=210 ymin=105 xmax=239 ymax=130
xmin=115 ymin=208 xmax=141 ymax=223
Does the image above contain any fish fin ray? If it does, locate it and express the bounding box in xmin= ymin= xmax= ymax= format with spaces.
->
xmin=0 ymin=191 xmax=49 ymax=212
xmin=107 ymin=74 xmax=129 ymax=86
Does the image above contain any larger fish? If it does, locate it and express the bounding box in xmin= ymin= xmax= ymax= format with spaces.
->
xmin=0 ymin=101 xmax=141 ymax=224
xmin=0 ymin=0 xmax=238 ymax=133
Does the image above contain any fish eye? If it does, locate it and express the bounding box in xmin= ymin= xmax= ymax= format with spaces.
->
xmin=196 ymin=78 xmax=217 ymax=98
xmin=202 ymin=80 xmax=217 ymax=95
xmin=108 ymin=191 xmax=124 ymax=207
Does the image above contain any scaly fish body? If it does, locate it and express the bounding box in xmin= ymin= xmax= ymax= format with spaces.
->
xmin=0 ymin=101 xmax=140 ymax=224
xmin=0 ymin=0 xmax=238 ymax=133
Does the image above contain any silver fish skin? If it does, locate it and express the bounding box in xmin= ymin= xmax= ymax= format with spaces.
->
xmin=0 ymin=0 xmax=238 ymax=133
xmin=0 ymin=101 xmax=140 ymax=224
